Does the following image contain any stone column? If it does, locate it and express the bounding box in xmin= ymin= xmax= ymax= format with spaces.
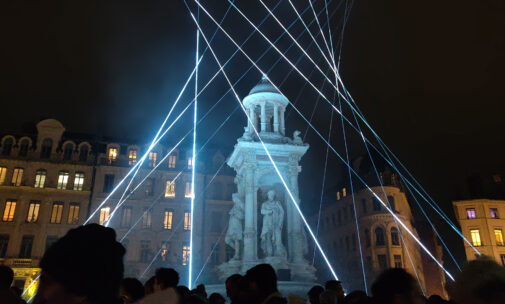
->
xmin=260 ymin=103 xmax=266 ymax=132
xmin=280 ymin=108 xmax=285 ymax=135
xmin=250 ymin=106 xmax=256 ymax=133
xmin=273 ymin=105 xmax=279 ymax=133
xmin=242 ymin=164 xmax=257 ymax=262
xmin=248 ymin=106 xmax=255 ymax=134
xmin=289 ymin=166 xmax=305 ymax=264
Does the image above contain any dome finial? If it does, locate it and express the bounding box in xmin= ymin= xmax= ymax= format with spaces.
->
xmin=249 ymin=75 xmax=279 ymax=95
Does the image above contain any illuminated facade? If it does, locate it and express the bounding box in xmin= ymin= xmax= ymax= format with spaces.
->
xmin=452 ymin=199 xmax=505 ymax=265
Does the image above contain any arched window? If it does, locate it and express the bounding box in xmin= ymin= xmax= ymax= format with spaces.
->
xmin=391 ymin=227 xmax=400 ymax=246
xmin=40 ymin=138 xmax=53 ymax=159
xmin=2 ymin=137 xmax=13 ymax=156
xmin=63 ymin=143 xmax=73 ymax=161
xmin=364 ymin=229 xmax=371 ymax=248
xmin=375 ymin=227 xmax=385 ymax=246
xmin=18 ymin=139 xmax=29 ymax=157
xmin=79 ymin=145 xmax=89 ymax=162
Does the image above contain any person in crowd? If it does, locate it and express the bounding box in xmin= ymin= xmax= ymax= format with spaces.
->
xmin=0 ymin=265 xmax=25 ymax=304
xmin=191 ymin=284 xmax=207 ymax=302
xmin=181 ymin=294 xmax=207 ymax=304
xmin=225 ymin=274 xmax=242 ymax=304
xmin=342 ymin=291 xmax=370 ymax=304
xmin=209 ymin=293 xmax=225 ymax=304
xmin=307 ymin=285 xmax=324 ymax=304
xmin=144 ymin=277 xmax=156 ymax=296
xmin=244 ymin=264 xmax=286 ymax=304
xmin=137 ymin=268 xmax=179 ymax=304
xmin=446 ymin=257 xmax=505 ymax=304
xmin=427 ymin=295 xmax=448 ymax=304
xmin=325 ymin=281 xmax=344 ymax=303
xmin=120 ymin=278 xmax=145 ymax=303
xmin=177 ymin=285 xmax=191 ymax=300
xmin=371 ymin=268 xmax=424 ymax=304
xmin=320 ymin=290 xmax=339 ymax=304
xmin=33 ymin=224 xmax=125 ymax=304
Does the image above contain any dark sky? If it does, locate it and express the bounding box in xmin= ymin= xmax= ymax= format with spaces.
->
xmin=1 ymin=0 xmax=505 ymax=266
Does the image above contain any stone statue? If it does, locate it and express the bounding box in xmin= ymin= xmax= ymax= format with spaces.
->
xmin=293 ymin=130 xmax=303 ymax=145
xmin=260 ymin=190 xmax=287 ymax=258
xmin=225 ymin=193 xmax=244 ymax=260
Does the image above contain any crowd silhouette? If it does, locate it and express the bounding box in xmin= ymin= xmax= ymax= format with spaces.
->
xmin=1 ymin=224 xmax=504 ymax=304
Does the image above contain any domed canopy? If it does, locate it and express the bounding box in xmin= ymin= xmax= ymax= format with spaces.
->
xmin=248 ymin=75 xmax=280 ymax=95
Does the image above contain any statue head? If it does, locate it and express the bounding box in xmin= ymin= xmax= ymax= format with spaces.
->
xmin=267 ymin=190 xmax=275 ymax=200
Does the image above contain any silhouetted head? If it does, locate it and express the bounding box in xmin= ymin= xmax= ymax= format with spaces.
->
xmin=144 ymin=276 xmax=155 ymax=295
xmin=154 ymin=268 xmax=179 ymax=291
xmin=226 ymin=274 xmax=243 ymax=301
xmin=0 ymin=265 xmax=14 ymax=289
xmin=308 ymin=285 xmax=324 ymax=304
xmin=343 ymin=290 xmax=370 ymax=304
xmin=372 ymin=268 xmax=422 ymax=304
xmin=120 ymin=278 xmax=145 ymax=303
xmin=245 ymin=264 xmax=278 ymax=301
xmin=325 ymin=280 xmax=344 ymax=299
xmin=209 ymin=292 xmax=226 ymax=304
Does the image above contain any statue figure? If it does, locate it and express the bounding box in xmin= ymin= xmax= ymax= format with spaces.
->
xmin=225 ymin=193 xmax=244 ymax=260
xmin=293 ymin=130 xmax=303 ymax=145
xmin=260 ymin=190 xmax=287 ymax=258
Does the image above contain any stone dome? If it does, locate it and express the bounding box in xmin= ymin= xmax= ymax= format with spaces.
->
xmin=248 ymin=75 xmax=280 ymax=95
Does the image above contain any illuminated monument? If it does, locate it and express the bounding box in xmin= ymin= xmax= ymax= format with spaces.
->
xmin=218 ymin=77 xmax=316 ymax=282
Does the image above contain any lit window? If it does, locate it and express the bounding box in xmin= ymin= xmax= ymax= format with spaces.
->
xmin=34 ymin=169 xmax=47 ymax=188
xmin=336 ymin=191 xmax=340 ymax=200
xmin=467 ymin=208 xmax=476 ymax=219
xmin=0 ymin=167 xmax=7 ymax=185
xmin=121 ymin=206 xmax=132 ymax=227
xmin=188 ymin=157 xmax=193 ymax=169
xmin=391 ymin=228 xmax=400 ymax=246
xmin=163 ymin=210 xmax=173 ymax=230
xmin=11 ymin=168 xmax=23 ymax=186
xmin=185 ymin=182 xmax=193 ymax=198
xmin=26 ymin=201 xmax=40 ymax=223
xmin=168 ymin=155 xmax=176 ymax=168
xmin=99 ymin=207 xmax=110 ymax=225
xmin=128 ymin=149 xmax=137 ymax=165
xmin=165 ymin=180 xmax=175 ymax=198
xmin=57 ymin=171 xmax=69 ymax=189
xmin=149 ymin=152 xmax=157 ymax=168
xmin=184 ymin=211 xmax=191 ymax=230
xmin=142 ymin=208 xmax=152 ymax=229
xmin=73 ymin=172 xmax=85 ymax=191
xmin=490 ymin=208 xmax=499 ymax=219
xmin=50 ymin=202 xmax=64 ymax=224
xmin=342 ymin=187 xmax=347 ymax=197
xmin=108 ymin=147 xmax=118 ymax=163
xmin=67 ymin=203 xmax=80 ymax=224
xmin=470 ymin=229 xmax=482 ymax=246
xmin=3 ymin=200 xmax=16 ymax=222
xmin=182 ymin=244 xmax=190 ymax=266
xmin=161 ymin=243 xmax=169 ymax=261
xmin=394 ymin=255 xmax=402 ymax=268
xmin=495 ymin=229 xmax=504 ymax=246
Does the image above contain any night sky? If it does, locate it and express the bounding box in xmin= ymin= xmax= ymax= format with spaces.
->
xmin=1 ymin=0 xmax=505 ymax=265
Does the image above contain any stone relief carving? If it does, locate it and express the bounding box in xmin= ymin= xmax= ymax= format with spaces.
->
xmin=260 ymin=190 xmax=287 ymax=258
xmin=225 ymin=193 xmax=245 ymax=260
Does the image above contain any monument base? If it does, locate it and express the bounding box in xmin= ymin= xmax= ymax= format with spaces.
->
xmin=205 ymin=281 xmax=317 ymax=300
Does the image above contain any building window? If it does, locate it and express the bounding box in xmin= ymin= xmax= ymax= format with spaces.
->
xmin=140 ymin=240 xmax=151 ymax=263
xmin=212 ymin=244 xmax=220 ymax=264
xmin=495 ymin=229 xmax=504 ymax=246
xmin=375 ymin=227 xmax=385 ymax=246
xmin=142 ymin=208 xmax=152 ymax=229
xmin=163 ymin=209 xmax=173 ymax=230
xmin=11 ymin=168 xmax=23 ymax=186
xmin=34 ymin=169 xmax=47 ymax=188
xmin=145 ymin=178 xmax=154 ymax=197
xmin=0 ymin=167 xmax=6 ymax=185
xmin=387 ymin=195 xmax=395 ymax=211
xmin=394 ymin=254 xmax=403 ymax=268
xmin=188 ymin=157 xmax=193 ymax=169
xmin=184 ymin=211 xmax=191 ymax=230
xmin=26 ymin=201 xmax=40 ymax=223
xmin=160 ymin=242 xmax=169 ymax=262
xmin=0 ymin=235 xmax=9 ymax=258
xmin=19 ymin=235 xmax=34 ymax=258
xmin=168 ymin=155 xmax=176 ymax=168
xmin=45 ymin=235 xmax=58 ymax=252
xmin=373 ymin=197 xmax=381 ymax=211
xmin=391 ymin=227 xmax=400 ymax=246
xmin=18 ymin=139 xmax=29 ymax=157
xmin=182 ymin=244 xmax=190 ymax=266
xmin=2 ymin=200 xmax=16 ymax=222
xmin=121 ymin=206 xmax=132 ymax=227
xmin=364 ymin=229 xmax=371 ymax=247
xmin=50 ymin=202 xmax=64 ymax=224
xmin=361 ymin=199 xmax=367 ymax=215
xmin=108 ymin=147 xmax=118 ymax=163
xmin=185 ymin=182 xmax=193 ymax=198
xmin=63 ymin=144 xmax=73 ymax=160
xmin=40 ymin=138 xmax=53 ymax=159
xmin=57 ymin=171 xmax=69 ymax=189
xmin=72 ymin=172 xmax=85 ymax=191
xmin=467 ymin=208 xmax=476 ymax=219
xmin=99 ymin=207 xmax=110 ymax=225
xmin=148 ymin=152 xmax=157 ymax=168
xmin=67 ymin=203 xmax=80 ymax=224
xmin=128 ymin=149 xmax=137 ymax=165
xmin=165 ymin=180 xmax=175 ymax=198
xmin=378 ymin=254 xmax=388 ymax=270
xmin=79 ymin=145 xmax=89 ymax=162
xmin=470 ymin=229 xmax=482 ymax=246
xmin=103 ymin=174 xmax=115 ymax=193
xmin=1 ymin=137 xmax=13 ymax=156
xmin=490 ymin=208 xmax=499 ymax=219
